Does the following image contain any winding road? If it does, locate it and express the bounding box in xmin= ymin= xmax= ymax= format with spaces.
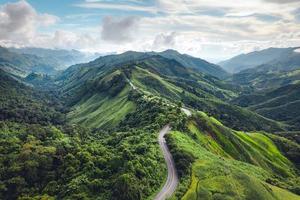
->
xmin=126 ymin=78 xmax=191 ymax=200
xmin=154 ymin=125 xmax=179 ymax=200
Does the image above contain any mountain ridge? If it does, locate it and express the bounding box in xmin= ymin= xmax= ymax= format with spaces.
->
xmin=220 ymin=47 xmax=300 ymax=73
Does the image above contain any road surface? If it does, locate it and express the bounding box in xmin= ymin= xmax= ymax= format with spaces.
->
xmin=181 ymin=108 xmax=192 ymax=116
xmin=126 ymin=79 xmax=189 ymax=199
xmin=126 ymin=78 xmax=136 ymax=90
xmin=154 ymin=125 xmax=179 ymax=200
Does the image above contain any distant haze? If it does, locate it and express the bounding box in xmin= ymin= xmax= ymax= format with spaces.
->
xmin=0 ymin=0 xmax=299 ymax=61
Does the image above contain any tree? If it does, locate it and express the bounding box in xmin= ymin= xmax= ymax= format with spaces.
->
xmin=112 ymin=173 xmax=142 ymax=200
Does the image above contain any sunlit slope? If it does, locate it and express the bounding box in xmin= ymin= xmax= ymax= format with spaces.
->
xmin=68 ymin=85 xmax=135 ymax=129
xmin=67 ymin=70 xmax=136 ymax=129
xmin=61 ymin=55 xmax=237 ymax=130
xmin=128 ymin=61 xmax=285 ymax=132
xmin=233 ymin=83 xmax=300 ymax=130
xmin=166 ymin=112 xmax=300 ymax=200
xmin=61 ymin=55 xmax=287 ymax=131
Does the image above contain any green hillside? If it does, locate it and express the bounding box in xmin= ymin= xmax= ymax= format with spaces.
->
xmin=166 ymin=112 xmax=300 ymax=199
xmin=231 ymin=67 xmax=300 ymax=91
xmin=58 ymin=55 xmax=239 ymax=130
xmin=152 ymin=49 xmax=229 ymax=79
xmin=1 ymin=47 xmax=300 ymax=200
xmin=233 ymin=83 xmax=300 ymax=130
xmin=0 ymin=74 xmax=186 ymax=199
xmin=0 ymin=69 xmax=65 ymax=125
xmin=220 ymin=47 xmax=298 ymax=73
xmin=68 ymin=74 xmax=136 ymax=129
xmin=58 ymin=54 xmax=286 ymax=132
xmin=9 ymin=47 xmax=98 ymax=70
xmin=229 ymin=47 xmax=300 ymax=91
xmin=0 ymin=46 xmax=58 ymax=76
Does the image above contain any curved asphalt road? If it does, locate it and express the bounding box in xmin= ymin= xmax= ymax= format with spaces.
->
xmin=154 ymin=125 xmax=179 ymax=200
xmin=126 ymin=78 xmax=190 ymax=200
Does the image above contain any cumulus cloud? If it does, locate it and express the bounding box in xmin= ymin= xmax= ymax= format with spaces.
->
xmin=263 ymin=0 xmax=300 ymax=4
xmin=1 ymin=0 xmax=299 ymax=61
xmin=51 ymin=30 xmax=96 ymax=49
xmin=152 ymin=32 xmax=177 ymax=49
xmin=0 ymin=0 xmax=58 ymax=45
xmin=75 ymin=2 xmax=156 ymax=13
xmin=101 ymin=16 xmax=139 ymax=43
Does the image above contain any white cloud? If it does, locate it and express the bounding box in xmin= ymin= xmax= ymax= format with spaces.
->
xmin=0 ymin=0 xmax=299 ymax=61
xmin=152 ymin=32 xmax=177 ymax=50
xmin=49 ymin=30 xmax=96 ymax=49
xmin=74 ymin=2 xmax=156 ymax=13
xmin=101 ymin=16 xmax=139 ymax=43
xmin=0 ymin=0 xmax=58 ymax=45
xmin=262 ymin=0 xmax=300 ymax=4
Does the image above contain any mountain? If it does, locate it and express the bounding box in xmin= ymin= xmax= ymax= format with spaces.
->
xmin=153 ymin=49 xmax=229 ymax=79
xmin=227 ymin=47 xmax=300 ymax=130
xmin=229 ymin=47 xmax=300 ymax=91
xmin=59 ymin=54 xmax=235 ymax=129
xmin=232 ymin=83 xmax=300 ymax=130
xmin=9 ymin=47 xmax=100 ymax=70
xmin=0 ymin=47 xmax=299 ymax=200
xmin=0 ymin=69 xmax=65 ymax=125
xmin=0 ymin=46 xmax=58 ymax=76
xmin=60 ymin=50 xmax=228 ymax=84
xmin=167 ymin=111 xmax=300 ymax=199
xmin=220 ymin=47 xmax=299 ymax=73
xmin=58 ymin=53 xmax=285 ymax=132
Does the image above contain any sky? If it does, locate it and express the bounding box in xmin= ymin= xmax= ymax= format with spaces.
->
xmin=0 ymin=0 xmax=299 ymax=62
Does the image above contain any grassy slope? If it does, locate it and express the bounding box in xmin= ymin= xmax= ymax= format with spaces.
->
xmin=231 ymin=67 xmax=300 ymax=91
xmin=166 ymin=112 xmax=300 ymax=200
xmin=232 ymin=83 xmax=300 ymax=130
xmin=68 ymin=85 xmax=135 ymax=129
xmin=130 ymin=66 xmax=285 ymax=132
xmin=131 ymin=66 xmax=184 ymax=100
xmin=61 ymin=54 xmax=286 ymax=132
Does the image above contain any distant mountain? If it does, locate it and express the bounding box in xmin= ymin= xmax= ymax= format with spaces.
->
xmin=61 ymin=50 xmax=228 ymax=82
xmin=9 ymin=47 xmax=100 ymax=70
xmin=153 ymin=49 xmax=229 ymax=79
xmin=220 ymin=47 xmax=299 ymax=73
xmin=59 ymin=54 xmax=235 ymax=129
xmin=0 ymin=46 xmax=57 ymax=76
xmin=1 ymin=46 xmax=299 ymax=200
xmin=0 ymin=69 xmax=64 ymax=124
xmin=230 ymin=48 xmax=300 ymax=90
xmin=232 ymin=83 xmax=300 ymax=130
xmin=57 ymin=53 xmax=285 ymax=132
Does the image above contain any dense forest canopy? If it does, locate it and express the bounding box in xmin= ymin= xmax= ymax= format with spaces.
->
xmin=0 ymin=46 xmax=300 ymax=200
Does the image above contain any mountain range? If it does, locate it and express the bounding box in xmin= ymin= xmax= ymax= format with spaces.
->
xmin=0 ymin=46 xmax=299 ymax=200
xmin=219 ymin=47 xmax=300 ymax=73
xmin=0 ymin=46 xmax=99 ymax=77
xmin=219 ymin=47 xmax=300 ymax=131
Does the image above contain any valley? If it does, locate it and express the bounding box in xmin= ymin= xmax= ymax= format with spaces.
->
xmin=0 ymin=46 xmax=300 ymax=200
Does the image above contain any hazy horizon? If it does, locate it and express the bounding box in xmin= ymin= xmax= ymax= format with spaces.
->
xmin=0 ymin=0 xmax=299 ymax=62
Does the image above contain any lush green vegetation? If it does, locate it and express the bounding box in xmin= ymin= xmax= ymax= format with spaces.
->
xmin=0 ymin=87 xmax=186 ymax=199
xmin=166 ymin=112 xmax=300 ymax=199
xmin=232 ymin=83 xmax=300 ymax=130
xmin=220 ymin=47 xmax=297 ymax=73
xmin=0 ymin=68 xmax=187 ymax=199
xmin=0 ymin=121 xmax=165 ymax=200
xmin=127 ymin=62 xmax=283 ymax=132
xmin=0 ymin=70 xmax=65 ymax=125
xmin=0 ymin=47 xmax=58 ymax=76
xmin=1 ymin=47 xmax=300 ymax=200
